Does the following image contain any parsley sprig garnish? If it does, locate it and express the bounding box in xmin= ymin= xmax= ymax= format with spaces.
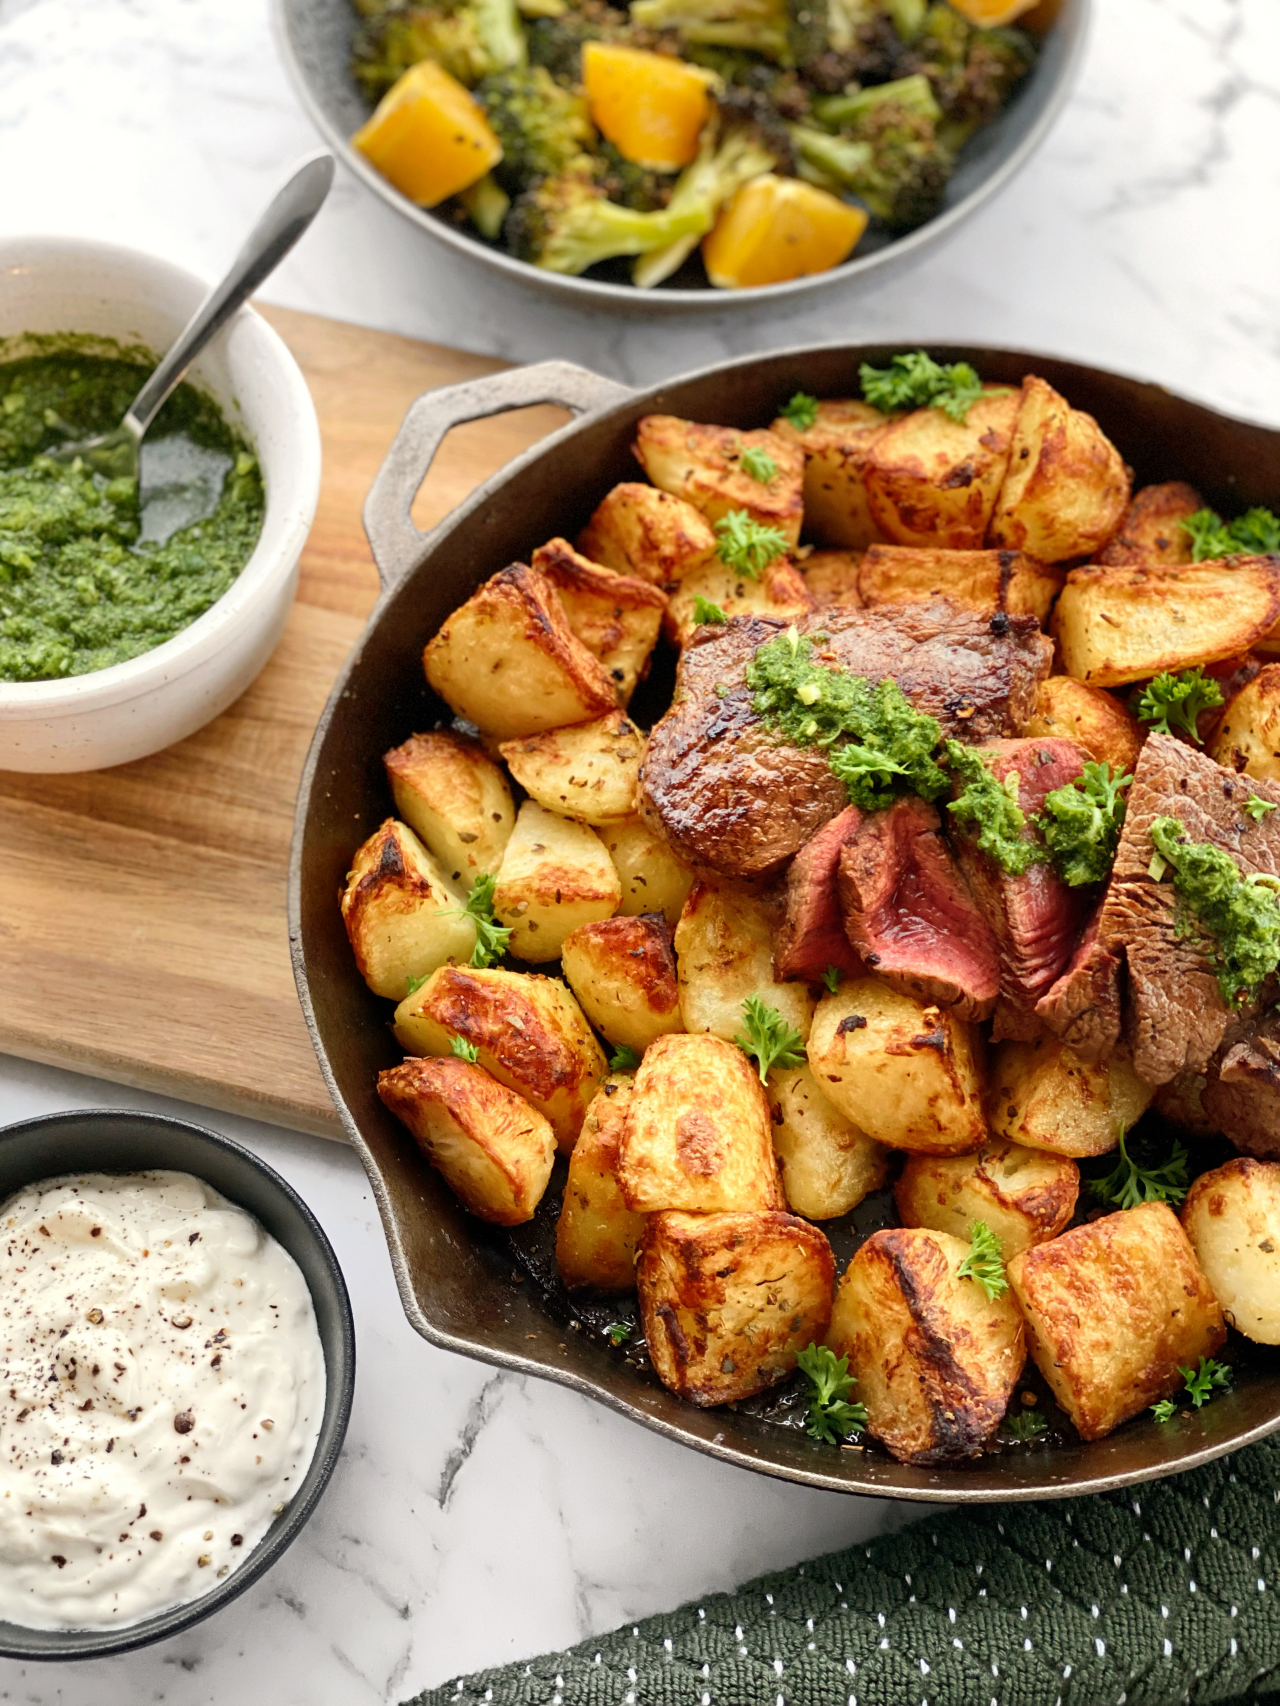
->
xmin=780 ymin=391 xmax=819 ymax=432
xmin=796 ymin=1343 xmax=867 ymax=1444
xmin=604 ymin=1321 xmax=632 ymax=1346
xmin=1038 ymin=761 xmax=1132 ymax=887
xmin=733 ymin=995 xmax=806 ymax=1083
xmin=1152 ymin=1356 xmax=1232 ymax=1421
xmin=609 ymin=1044 xmax=641 ymax=1073
xmin=1135 ymin=667 xmax=1224 ymax=743
xmin=450 ymin=1035 xmax=479 ymax=1063
xmin=956 ymin=1221 xmax=1007 ymax=1300
xmin=451 ymin=872 xmax=512 ymax=968
xmin=1183 ymin=505 xmax=1280 ymax=561
xmin=1089 ymin=1128 xmax=1189 ymax=1210
xmin=691 ymin=594 xmax=727 ymax=625
xmin=405 ymin=971 xmax=430 ymax=997
xmin=1244 ymin=794 xmax=1278 ymax=823
xmin=714 ymin=510 xmax=790 ymax=579
xmin=859 ymin=352 xmax=987 ymax=423
xmin=1005 ymin=1409 xmax=1047 ymax=1441
xmin=739 ymin=443 xmax=778 ymax=484
xmin=821 ymin=965 xmax=842 ymax=995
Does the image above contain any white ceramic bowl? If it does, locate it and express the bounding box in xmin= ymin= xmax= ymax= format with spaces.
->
xmin=0 ymin=237 xmax=321 ymax=772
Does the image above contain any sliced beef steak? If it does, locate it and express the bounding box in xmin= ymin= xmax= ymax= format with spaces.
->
xmin=775 ymin=807 xmax=865 ymax=982
xmin=1202 ymin=1013 xmax=1280 ymax=1158
xmin=639 ymin=601 xmax=1053 ymax=879
xmin=837 ymin=795 xmax=1001 ymax=1020
xmin=1035 ymin=903 xmax=1124 ymax=1058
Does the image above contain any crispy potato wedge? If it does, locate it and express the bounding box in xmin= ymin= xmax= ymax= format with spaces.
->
xmin=807 ymin=979 xmax=988 ymax=1155
xmin=561 ymin=914 xmax=683 ymax=1052
xmin=499 ymin=712 xmax=644 ymax=826
xmin=378 ymin=1056 xmax=555 ymax=1226
xmin=531 ymin=538 xmax=666 ymax=705
xmin=1182 ymin=1157 xmax=1280 ymax=1344
xmin=639 ymin=1209 xmax=834 ymax=1405
xmin=1208 ymin=664 xmax=1280 ymax=782
xmin=768 ymin=1064 xmax=887 ymax=1220
xmin=619 ymin=1031 xmax=783 ymax=1213
xmin=393 ymin=964 xmax=606 ymax=1151
xmin=383 ymin=731 xmax=515 ymax=885
xmin=770 ymin=398 xmax=890 ymax=550
xmin=491 ymin=801 xmax=621 ymax=962
xmin=1052 ymin=557 xmax=1280 ymax=687
xmin=1008 ymin=1203 xmax=1226 ymax=1440
xmin=1022 ymin=675 xmax=1144 ymax=775
xmin=827 ymin=1227 xmax=1025 ymax=1465
xmin=856 ymin=544 xmax=1063 ymax=626
xmin=988 ymin=1034 xmax=1152 ymax=1158
xmin=597 ymin=815 xmax=696 ymax=926
xmin=663 ymin=555 xmax=814 ymax=647
xmin=634 ymin=415 xmax=805 ymax=546
xmin=577 ymin=482 xmax=717 ymax=588
xmin=674 ymin=880 xmax=814 ymax=1046
xmin=895 ymin=1139 xmax=1078 ymax=1257
xmin=423 ymin=563 xmax=619 ymax=738
xmin=1097 ymin=481 xmax=1202 ymax=567
xmin=864 ymin=389 xmax=1020 ymax=551
xmin=989 ymin=376 xmax=1130 ymax=562
xmin=555 ymin=1075 xmax=646 ymax=1291
xmin=341 ymin=818 xmax=473 ymax=1001
xmin=801 ymin=549 xmax=863 ymax=608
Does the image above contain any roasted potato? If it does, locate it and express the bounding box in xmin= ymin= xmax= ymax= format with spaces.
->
xmin=895 ymin=1139 xmax=1078 ymax=1257
xmin=560 ymin=914 xmax=683 ymax=1052
xmin=1208 ymin=664 xmax=1280 ymax=782
xmin=827 ymin=1227 xmax=1025 ymax=1464
xmin=770 ymin=398 xmax=890 ymax=550
xmin=768 ymin=1064 xmax=887 ymax=1220
xmin=383 ymin=731 xmax=516 ymax=885
xmin=377 ymin=1056 xmax=555 ymax=1226
xmin=674 ymin=880 xmax=814 ymax=1046
xmin=341 ymin=818 xmax=474 ymax=1001
xmin=577 ymin=482 xmax=717 ymax=587
xmin=989 ymin=376 xmax=1130 ymax=562
xmin=530 ymin=538 xmax=666 ymax=704
xmin=555 ymin=1075 xmax=646 ymax=1291
xmin=1022 ymin=675 xmax=1144 ymax=776
xmin=639 ymin=1209 xmax=834 ymax=1405
xmin=1008 ymin=1202 xmax=1226 ymax=1440
xmin=596 ymin=815 xmax=696 ymax=925
xmin=988 ymin=1035 xmax=1152 ymax=1158
xmin=619 ymin=1031 xmax=783 ymax=1213
xmin=856 ymin=544 xmax=1064 ymax=626
xmin=423 ymin=562 xmax=619 ymax=738
xmin=807 ymin=980 xmax=988 ymax=1155
xmin=633 ymin=415 xmax=805 ymax=546
xmin=1097 ymin=481 xmax=1202 ymax=567
xmin=491 ymin=801 xmax=621 ymax=962
xmin=393 ymin=964 xmax=607 ymax=1151
xmin=1181 ymin=1157 xmax=1280 ymax=1344
xmin=499 ymin=713 xmax=644 ymax=826
xmin=801 ymin=549 xmax=863 ymax=608
xmin=663 ymin=555 xmax=813 ymax=646
xmin=863 ymin=389 xmax=1020 ymax=551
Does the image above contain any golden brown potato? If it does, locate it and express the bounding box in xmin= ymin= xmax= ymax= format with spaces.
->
xmin=619 ymin=1031 xmax=783 ymax=1213
xmin=393 ymin=964 xmax=606 ymax=1151
xmin=801 ymin=549 xmax=863 ymax=608
xmin=639 ymin=1209 xmax=834 ymax=1405
xmin=770 ymin=398 xmax=890 ymax=550
xmin=499 ymin=713 xmax=644 ymax=826
xmin=1008 ymin=1202 xmax=1226 ymax=1440
xmin=768 ymin=1064 xmax=887 ymax=1220
xmin=530 ymin=538 xmax=666 ymax=705
xmin=827 ymin=1227 xmax=1025 ymax=1464
xmin=1097 ymin=481 xmax=1201 ymax=567
xmin=674 ymin=880 xmax=814 ymax=1046
xmin=555 ymin=1076 xmax=646 ymax=1291
xmin=577 ymin=482 xmax=717 ymax=587
xmin=807 ymin=980 xmax=988 ymax=1155
xmin=1052 ymin=557 xmax=1280 ymax=687
xmin=341 ymin=818 xmax=474 ymax=1001
xmin=560 ymin=914 xmax=683 ymax=1052
xmin=1022 ymin=675 xmax=1144 ymax=776
xmin=633 ymin=415 xmax=805 ymax=546
xmin=491 ymin=801 xmax=621 ymax=962
xmin=1181 ymin=1157 xmax=1280 ymax=1344
xmin=864 ymin=389 xmax=1020 ymax=550
xmin=383 ymin=731 xmax=516 ymax=885
xmin=988 ymin=1035 xmax=1152 ymax=1158
xmin=1208 ymin=664 xmax=1280 ymax=782
xmin=378 ymin=1056 xmax=555 ymax=1226
xmin=423 ymin=563 xmax=619 ymax=738
xmin=597 ymin=815 xmax=696 ymax=926
xmin=856 ymin=544 xmax=1064 ymax=626
xmin=663 ymin=555 xmax=814 ymax=647
xmin=989 ymin=376 xmax=1130 ymax=562
xmin=895 ymin=1139 xmax=1078 ymax=1257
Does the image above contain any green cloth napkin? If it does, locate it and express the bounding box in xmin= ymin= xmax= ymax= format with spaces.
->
xmin=408 ymin=1434 xmax=1280 ymax=1706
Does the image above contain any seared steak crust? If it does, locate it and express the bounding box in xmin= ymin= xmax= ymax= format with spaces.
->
xmin=1035 ymin=905 xmax=1124 ymax=1058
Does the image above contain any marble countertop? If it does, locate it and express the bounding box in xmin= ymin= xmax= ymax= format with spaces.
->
xmin=0 ymin=0 xmax=1278 ymax=1700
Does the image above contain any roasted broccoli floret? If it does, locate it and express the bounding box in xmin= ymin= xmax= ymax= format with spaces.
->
xmin=352 ymin=0 xmax=526 ymax=97
xmin=525 ymin=0 xmax=628 ymax=80
xmin=473 ymin=65 xmax=594 ymax=194
xmin=904 ymin=3 xmax=1034 ymax=132
xmin=505 ymin=166 xmax=711 ymax=273
xmin=597 ymin=143 xmax=674 ymax=212
xmin=629 ymin=0 xmax=791 ymax=63
xmin=800 ymin=72 xmax=949 ymax=229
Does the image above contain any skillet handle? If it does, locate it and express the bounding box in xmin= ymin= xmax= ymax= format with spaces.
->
xmin=363 ymin=361 xmax=635 ymax=592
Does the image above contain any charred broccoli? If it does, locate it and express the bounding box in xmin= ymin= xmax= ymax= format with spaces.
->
xmin=597 ymin=143 xmax=674 ymax=212
xmin=351 ymin=0 xmax=525 ymax=97
xmin=629 ymin=0 xmax=791 ymax=63
xmin=799 ymin=72 xmax=949 ymax=229
xmin=505 ymin=166 xmax=711 ymax=273
xmin=473 ymin=65 xmax=594 ymax=194
xmin=525 ymin=0 xmax=628 ymax=81
xmin=905 ymin=3 xmax=1034 ymax=133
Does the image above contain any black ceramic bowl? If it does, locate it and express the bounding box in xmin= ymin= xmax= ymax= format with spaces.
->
xmin=0 ymin=1109 xmax=355 ymax=1660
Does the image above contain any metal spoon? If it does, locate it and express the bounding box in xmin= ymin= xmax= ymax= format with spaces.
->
xmin=49 ymin=151 xmax=335 ymax=481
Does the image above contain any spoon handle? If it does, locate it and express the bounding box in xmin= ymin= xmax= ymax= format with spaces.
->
xmin=125 ymin=151 xmax=335 ymax=439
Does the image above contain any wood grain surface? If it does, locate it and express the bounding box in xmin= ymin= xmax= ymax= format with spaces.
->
xmin=0 ymin=306 xmax=569 ymax=1139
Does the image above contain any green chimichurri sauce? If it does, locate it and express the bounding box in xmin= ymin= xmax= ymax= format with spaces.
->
xmin=0 ymin=350 xmax=265 ymax=681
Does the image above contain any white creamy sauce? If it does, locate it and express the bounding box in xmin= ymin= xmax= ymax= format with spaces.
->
xmin=0 ymin=1170 xmax=325 ymax=1630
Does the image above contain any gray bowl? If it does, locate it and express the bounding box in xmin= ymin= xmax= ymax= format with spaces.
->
xmin=272 ymin=0 xmax=1090 ymax=313
xmin=0 ymin=1109 xmax=355 ymax=1661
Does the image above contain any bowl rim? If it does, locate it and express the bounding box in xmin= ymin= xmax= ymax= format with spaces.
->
xmin=0 ymin=235 xmax=322 ymax=714
xmin=0 ymin=1107 xmax=355 ymax=1660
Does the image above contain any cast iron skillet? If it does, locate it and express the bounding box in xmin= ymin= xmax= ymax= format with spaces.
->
xmin=290 ymin=344 xmax=1280 ymax=1502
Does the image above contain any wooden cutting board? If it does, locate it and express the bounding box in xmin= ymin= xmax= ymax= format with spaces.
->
xmin=0 ymin=307 xmax=571 ymax=1140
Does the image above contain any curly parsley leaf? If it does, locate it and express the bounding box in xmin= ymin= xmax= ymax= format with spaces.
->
xmin=604 ymin=1321 xmax=632 ymax=1346
xmin=733 ymin=994 xmax=806 ymax=1083
xmin=405 ymin=971 xmax=430 ymax=998
xmin=714 ymin=510 xmax=790 ymax=579
xmin=691 ymin=594 xmax=728 ymax=625
xmin=1183 ymin=505 xmax=1280 ymax=561
xmin=1149 ymin=815 xmax=1280 ymax=1005
xmin=780 ymin=391 xmax=819 ymax=432
xmin=1244 ymin=794 xmax=1278 ymax=823
xmin=796 ymin=1342 xmax=867 ymax=1444
xmin=739 ymin=443 xmax=778 ymax=484
xmin=1151 ymin=1397 xmax=1178 ymax=1423
xmin=609 ymin=1044 xmax=641 ymax=1073
xmin=457 ymin=871 xmax=512 ymax=969
xmin=859 ymin=351 xmax=987 ymax=423
xmin=1038 ymin=761 xmax=1132 ymax=887
xmin=1090 ymin=1128 xmax=1189 ymax=1211
xmin=945 ymin=742 xmax=1042 ymax=875
xmin=956 ymin=1221 xmax=1008 ymax=1300
xmin=1005 ymin=1409 xmax=1047 ymax=1441
xmin=1135 ymin=667 xmax=1224 ymax=743
xmin=1181 ymin=1356 xmax=1232 ymax=1408
xmin=448 ymin=1035 xmax=479 ymax=1063
xmin=822 ymin=965 xmax=843 ymax=995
